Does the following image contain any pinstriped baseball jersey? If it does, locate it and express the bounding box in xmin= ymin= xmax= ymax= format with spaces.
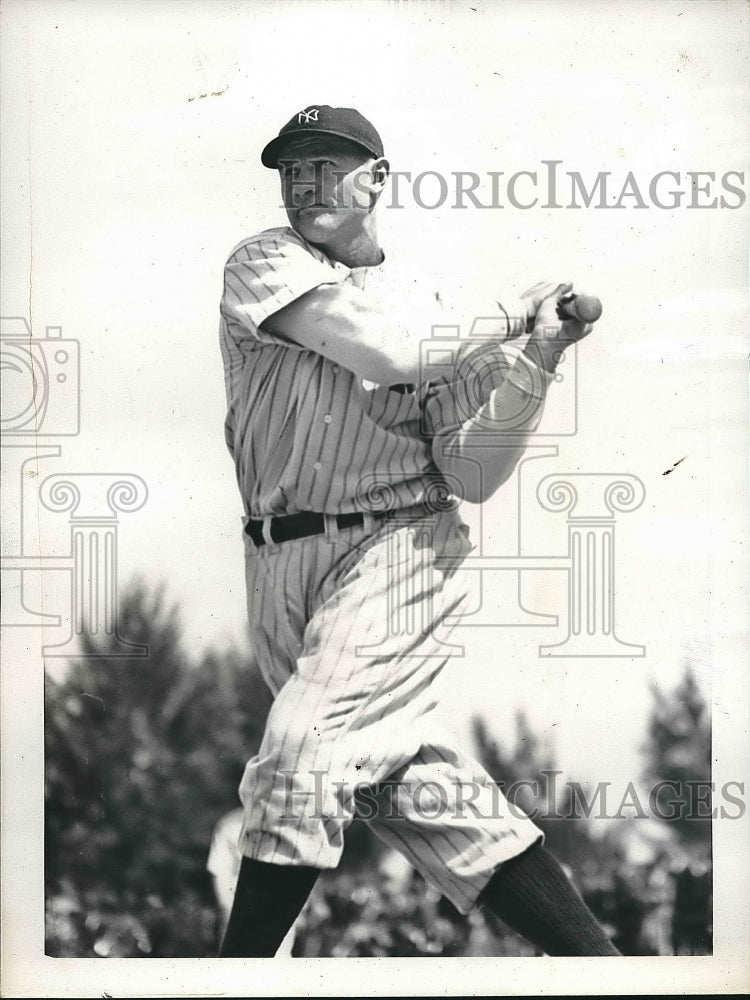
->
xmin=219 ymin=226 xmax=541 ymax=517
xmin=220 ymin=226 xmax=441 ymax=517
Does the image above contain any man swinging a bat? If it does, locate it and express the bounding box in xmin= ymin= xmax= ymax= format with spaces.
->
xmin=217 ymin=104 xmax=618 ymax=958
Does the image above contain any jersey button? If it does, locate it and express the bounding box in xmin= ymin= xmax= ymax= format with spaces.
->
xmin=313 ymin=461 xmax=322 ymax=471
xmin=332 ymin=365 xmax=340 ymax=374
xmin=323 ymin=414 xmax=333 ymax=424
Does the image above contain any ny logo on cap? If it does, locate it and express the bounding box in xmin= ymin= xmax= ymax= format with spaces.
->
xmin=298 ymin=108 xmax=319 ymax=124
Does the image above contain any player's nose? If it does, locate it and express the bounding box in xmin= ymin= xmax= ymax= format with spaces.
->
xmin=294 ymin=173 xmax=322 ymax=205
xmin=285 ymin=179 xmax=315 ymax=209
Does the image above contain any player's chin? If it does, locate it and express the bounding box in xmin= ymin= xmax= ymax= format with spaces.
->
xmin=289 ymin=208 xmax=353 ymax=241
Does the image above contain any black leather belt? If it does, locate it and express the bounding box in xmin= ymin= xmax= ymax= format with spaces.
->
xmin=244 ymin=503 xmax=433 ymax=547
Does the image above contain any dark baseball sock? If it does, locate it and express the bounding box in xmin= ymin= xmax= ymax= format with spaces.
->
xmin=479 ymin=842 xmax=621 ymax=956
xmin=218 ymin=856 xmax=321 ymax=957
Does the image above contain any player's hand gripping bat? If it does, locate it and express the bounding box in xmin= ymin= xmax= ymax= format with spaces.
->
xmin=555 ymin=292 xmax=603 ymax=324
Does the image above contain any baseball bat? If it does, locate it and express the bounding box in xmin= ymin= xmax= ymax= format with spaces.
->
xmin=556 ymin=293 xmax=603 ymax=324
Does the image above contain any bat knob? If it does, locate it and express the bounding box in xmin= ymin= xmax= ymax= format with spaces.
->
xmin=557 ymin=293 xmax=603 ymax=324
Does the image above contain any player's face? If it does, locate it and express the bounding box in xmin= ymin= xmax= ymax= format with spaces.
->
xmin=278 ymin=135 xmax=384 ymax=242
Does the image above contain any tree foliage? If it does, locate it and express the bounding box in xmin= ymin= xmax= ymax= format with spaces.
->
xmin=640 ymin=662 xmax=712 ymax=954
xmin=45 ymin=580 xmax=271 ymax=956
xmin=470 ymin=664 xmax=713 ymax=958
xmin=641 ymin=663 xmax=712 ymax=853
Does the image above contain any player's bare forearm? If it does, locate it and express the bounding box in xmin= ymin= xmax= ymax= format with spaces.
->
xmin=430 ymin=351 xmax=552 ymax=504
xmin=262 ymin=283 xmax=423 ymax=385
xmin=432 ymin=429 xmax=536 ymax=504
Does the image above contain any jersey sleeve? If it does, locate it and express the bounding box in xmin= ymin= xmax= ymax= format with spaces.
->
xmin=221 ymin=229 xmax=343 ymax=345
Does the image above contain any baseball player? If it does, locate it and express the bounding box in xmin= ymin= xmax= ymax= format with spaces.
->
xmin=217 ymin=105 xmax=620 ymax=958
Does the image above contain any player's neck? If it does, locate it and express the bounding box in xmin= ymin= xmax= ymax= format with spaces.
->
xmin=316 ymin=216 xmax=384 ymax=269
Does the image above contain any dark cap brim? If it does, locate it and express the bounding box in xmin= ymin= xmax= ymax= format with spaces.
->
xmin=261 ymin=129 xmax=381 ymax=169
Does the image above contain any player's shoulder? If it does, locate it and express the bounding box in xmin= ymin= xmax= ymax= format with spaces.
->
xmin=225 ymin=226 xmax=327 ymax=267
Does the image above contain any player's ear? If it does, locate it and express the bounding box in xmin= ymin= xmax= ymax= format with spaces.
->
xmin=371 ymin=157 xmax=390 ymax=192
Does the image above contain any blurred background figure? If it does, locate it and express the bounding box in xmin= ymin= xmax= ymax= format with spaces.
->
xmin=206 ymin=807 xmax=244 ymax=941
xmin=207 ymin=806 xmax=297 ymax=956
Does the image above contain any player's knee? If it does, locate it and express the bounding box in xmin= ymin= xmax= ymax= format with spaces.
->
xmin=263 ymin=708 xmax=321 ymax=769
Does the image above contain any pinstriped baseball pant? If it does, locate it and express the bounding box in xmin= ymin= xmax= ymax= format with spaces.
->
xmin=238 ymin=507 xmax=542 ymax=914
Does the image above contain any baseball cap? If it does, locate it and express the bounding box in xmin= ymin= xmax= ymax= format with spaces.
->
xmin=261 ymin=105 xmax=384 ymax=169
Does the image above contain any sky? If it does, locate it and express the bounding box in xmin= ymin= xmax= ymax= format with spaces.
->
xmin=1 ymin=1 xmax=749 ymax=992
